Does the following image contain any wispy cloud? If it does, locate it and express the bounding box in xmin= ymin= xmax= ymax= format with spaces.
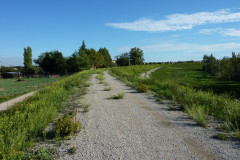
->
xmin=118 ymin=42 xmax=240 ymax=54
xmin=200 ymin=28 xmax=240 ymax=37
xmin=106 ymin=9 xmax=240 ymax=32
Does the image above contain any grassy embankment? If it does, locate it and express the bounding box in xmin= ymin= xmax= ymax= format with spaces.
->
xmin=0 ymin=77 xmax=63 ymax=103
xmin=109 ymin=63 xmax=240 ymax=139
xmin=0 ymin=70 xmax=102 ymax=159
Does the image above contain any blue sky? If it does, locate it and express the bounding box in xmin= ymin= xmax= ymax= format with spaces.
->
xmin=1 ymin=0 xmax=240 ymax=66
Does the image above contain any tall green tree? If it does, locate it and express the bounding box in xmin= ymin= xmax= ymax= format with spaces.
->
xmin=23 ymin=46 xmax=34 ymax=74
xmin=87 ymin=48 xmax=104 ymax=69
xmin=67 ymin=52 xmax=81 ymax=72
xmin=98 ymin=48 xmax=112 ymax=68
xmin=34 ymin=50 xmax=66 ymax=74
xmin=129 ymin=47 xmax=144 ymax=65
xmin=115 ymin=52 xmax=130 ymax=66
xmin=79 ymin=51 xmax=91 ymax=70
xmin=79 ymin=40 xmax=86 ymax=54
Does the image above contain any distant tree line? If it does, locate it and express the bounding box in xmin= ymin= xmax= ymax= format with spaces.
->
xmin=1 ymin=44 xmax=147 ymax=76
xmin=115 ymin=47 xmax=144 ymax=66
xmin=202 ymin=52 xmax=240 ymax=80
xmin=22 ymin=41 xmax=112 ymax=75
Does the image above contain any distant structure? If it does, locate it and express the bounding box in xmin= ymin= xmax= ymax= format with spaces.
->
xmin=2 ymin=72 xmax=22 ymax=78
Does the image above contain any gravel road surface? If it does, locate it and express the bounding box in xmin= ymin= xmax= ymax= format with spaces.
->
xmin=58 ymin=71 xmax=240 ymax=160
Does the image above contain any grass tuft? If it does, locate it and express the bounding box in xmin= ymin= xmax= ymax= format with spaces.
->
xmin=68 ymin=146 xmax=77 ymax=154
xmin=185 ymin=105 xmax=207 ymax=127
xmin=110 ymin=92 xmax=125 ymax=99
xmin=136 ymin=84 xmax=149 ymax=93
xmin=213 ymin=133 xmax=228 ymax=141
xmin=104 ymin=87 xmax=111 ymax=91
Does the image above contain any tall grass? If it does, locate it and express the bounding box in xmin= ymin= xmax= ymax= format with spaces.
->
xmin=109 ymin=64 xmax=240 ymax=137
xmin=0 ymin=70 xmax=92 ymax=159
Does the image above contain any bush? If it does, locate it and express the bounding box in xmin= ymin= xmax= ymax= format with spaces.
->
xmin=54 ymin=111 xmax=81 ymax=137
xmin=136 ymin=84 xmax=149 ymax=93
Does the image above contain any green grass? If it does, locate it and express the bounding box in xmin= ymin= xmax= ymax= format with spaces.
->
xmin=0 ymin=70 xmax=95 ymax=159
xmin=103 ymin=86 xmax=111 ymax=91
xmin=0 ymin=77 xmax=63 ymax=103
xmin=24 ymin=147 xmax=56 ymax=160
xmin=110 ymin=92 xmax=125 ymax=99
xmin=109 ymin=63 xmax=240 ymax=136
xmin=213 ymin=133 xmax=228 ymax=141
xmin=96 ymin=71 xmax=105 ymax=83
xmin=150 ymin=63 xmax=240 ymax=98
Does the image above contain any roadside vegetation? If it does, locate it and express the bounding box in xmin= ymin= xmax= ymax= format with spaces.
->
xmin=109 ymin=63 xmax=240 ymax=139
xmin=0 ymin=77 xmax=63 ymax=103
xmin=0 ymin=70 xmax=96 ymax=159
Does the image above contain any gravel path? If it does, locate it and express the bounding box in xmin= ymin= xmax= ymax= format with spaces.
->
xmin=140 ymin=67 xmax=161 ymax=78
xmin=58 ymin=71 xmax=240 ymax=160
xmin=0 ymin=91 xmax=35 ymax=112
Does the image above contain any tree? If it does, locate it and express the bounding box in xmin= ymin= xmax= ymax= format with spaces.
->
xmin=34 ymin=51 xmax=66 ymax=74
xmin=87 ymin=48 xmax=104 ymax=69
xmin=79 ymin=51 xmax=91 ymax=70
xmin=115 ymin=52 xmax=130 ymax=66
xmin=23 ymin=46 xmax=34 ymax=74
xmin=79 ymin=40 xmax=86 ymax=54
xmin=129 ymin=47 xmax=144 ymax=65
xmin=98 ymin=48 xmax=112 ymax=68
xmin=67 ymin=52 xmax=81 ymax=72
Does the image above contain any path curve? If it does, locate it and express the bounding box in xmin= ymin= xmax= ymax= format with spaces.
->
xmin=140 ymin=67 xmax=161 ymax=78
xmin=58 ymin=71 xmax=239 ymax=160
xmin=0 ymin=91 xmax=35 ymax=112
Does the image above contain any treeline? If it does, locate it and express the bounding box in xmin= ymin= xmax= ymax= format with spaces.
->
xmin=202 ymin=52 xmax=240 ymax=80
xmin=23 ymin=41 xmax=112 ymax=75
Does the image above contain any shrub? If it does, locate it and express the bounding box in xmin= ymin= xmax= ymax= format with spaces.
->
xmin=136 ymin=84 xmax=149 ymax=93
xmin=54 ymin=111 xmax=81 ymax=137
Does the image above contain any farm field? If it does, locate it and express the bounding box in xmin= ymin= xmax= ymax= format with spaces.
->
xmin=109 ymin=63 xmax=240 ymax=139
xmin=0 ymin=77 xmax=63 ymax=103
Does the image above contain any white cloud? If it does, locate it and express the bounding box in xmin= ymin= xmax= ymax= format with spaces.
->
xmin=106 ymin=9 xmax=240 ymax=32
xmin=200 ymin=28 xmax=240 ymax=37
xmin=118 ymin=42 xmax=240 ymax=54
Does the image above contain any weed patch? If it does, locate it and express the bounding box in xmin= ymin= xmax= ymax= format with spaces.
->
xmin=68 ymin=146 xmax=77 ymax=154
xmin=213 ymin=133 xmax=228 ymax=141
xmin=104 ymin=86 xmax=111 ymax=91
xmin=110 ymin=92 xmax=125 ymax=99
xmin=136 ymin=84 xmax=149 ymax=93
xmin=24 ymin=147 xmax=56 ymax=160
xmin=185 ymin=105 xmax=207 ymax=127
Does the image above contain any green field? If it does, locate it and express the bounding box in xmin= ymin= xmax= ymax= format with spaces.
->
xmin=151 ymin=63 xmax=240 ymax=98
xmin=0 ymin=77 xmax=63 ymax=103
xmin=109 ymin=63 xmax=240 ymax=139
